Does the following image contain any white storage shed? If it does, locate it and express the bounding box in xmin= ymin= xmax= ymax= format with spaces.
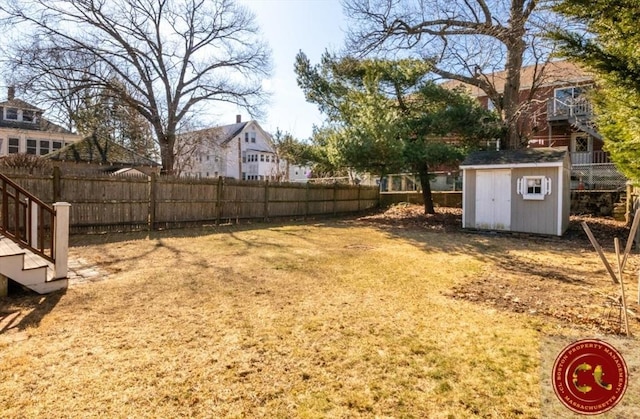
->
xmin=460 ymin=148 xmax=571 ymax=236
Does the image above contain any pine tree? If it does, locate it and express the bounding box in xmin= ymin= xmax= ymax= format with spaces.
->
xmin=551 ymin=0 xmax=640 ymax=181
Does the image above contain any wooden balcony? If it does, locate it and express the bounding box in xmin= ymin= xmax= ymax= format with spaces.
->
xmin=569 ymin=150 xmax=612 ymax=164
xmin=547 ymin=97 xmax=593 ymax=122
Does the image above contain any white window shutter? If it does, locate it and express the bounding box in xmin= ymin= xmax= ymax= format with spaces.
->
xmin=516 ymin=178 xmax=522 ymax=195
xmin=545 ymin=177 xmax=552 ymax=195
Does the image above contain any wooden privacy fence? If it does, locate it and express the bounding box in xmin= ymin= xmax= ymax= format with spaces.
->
xmin=0 ymin=168 xmax=379 ymax=233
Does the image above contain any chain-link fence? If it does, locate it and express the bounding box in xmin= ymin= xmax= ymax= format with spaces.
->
xmin=571 ymin=163 xmax=627 ymax=191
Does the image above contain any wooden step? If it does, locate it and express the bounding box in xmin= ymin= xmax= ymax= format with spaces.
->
xmin=0 ymin=236 xmax=63 ymax=294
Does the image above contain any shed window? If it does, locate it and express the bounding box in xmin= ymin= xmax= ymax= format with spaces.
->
xmin=517 ymin=176 xmax=551 ymax=200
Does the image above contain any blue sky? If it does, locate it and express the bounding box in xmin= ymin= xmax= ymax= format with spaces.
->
xmin=1 ymin=0 xmax=346 ymax=140
xmin=235 ymin=0 xmax=347 ymax=139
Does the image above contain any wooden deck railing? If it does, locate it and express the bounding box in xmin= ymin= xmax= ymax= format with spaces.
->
xmin=0 ymin=173 xmax=55 ymax=262
xmin=547 ymin=97 xmax=593 ymax=121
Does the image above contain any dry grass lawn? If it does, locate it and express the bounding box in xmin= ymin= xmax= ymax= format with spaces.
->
xmin=0 ymin=215 xmax=638 ymax=418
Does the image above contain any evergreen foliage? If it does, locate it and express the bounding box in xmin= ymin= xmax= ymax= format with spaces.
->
xmin=295 ymin=52 xmax=502 ymax=213
xmin=551 ymin=0 xmax=640 ymax=181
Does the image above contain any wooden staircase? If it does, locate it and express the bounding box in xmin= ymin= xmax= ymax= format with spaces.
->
xmin=0 ymin=235 xmax=67 ymax=293
xmin=0 ymin=173 xmax=70 ymax=294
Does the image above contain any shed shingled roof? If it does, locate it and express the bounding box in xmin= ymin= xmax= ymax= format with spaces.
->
xmin=460 ymin=148 xmax=567 ymax=167
xmin=44 ymin=135 xmax=160 ymax=166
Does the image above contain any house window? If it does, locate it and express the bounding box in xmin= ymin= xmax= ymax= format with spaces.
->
xmin=574 ymin=136 xmax=589 ymax=152
xmin=555 ymin=86 xmax=587 ymax=102
xmin=487 ymin=99 xmax=496 ymax=111
xmin=554 ymin=85 xmax=590 ymax=115
xmin=242 ymin=172 xmax=246 ymax=180
xmin=517 ymin=176 xmax=551 ymax=200
xmin=260 ymin=154 xmax=264 ymax=162
xmin=22 ymin=110 xmax=35 ymax=123
xmin=250 ymin=132 xmax=256 ymax=143
xmin=52 ymin=141 xmax=63 ymax=150
xmin=26 ymin=139 xmax=37 ymax=155
xmin=245 ymin=133 xmax=249 ymax=142
xmin=39 ymin=140 xmax=50 ymax=155
xmin=5 ymin=108 xmax=18 ymax=121
xmin=8 ymin=138 xmax=19 ymax=153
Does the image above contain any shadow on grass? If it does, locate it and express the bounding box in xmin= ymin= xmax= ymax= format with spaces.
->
xmin=0 ymin=286 xmax=66 ymax=334
xmin=68 ymin=217 xmax=332 ymax=248
xmin=351 ymin=207 xmax=631 ymax=285
xmin=66 ymin=206 xmax=629 ymax=287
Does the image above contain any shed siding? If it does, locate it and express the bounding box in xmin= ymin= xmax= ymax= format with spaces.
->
xmin=463 ymin=169 xmax=477 ymax=227
xmin=511 ymin=167 xmax=558 ymax=235
xmin=561 ymin=166 xmax=571 ymax=234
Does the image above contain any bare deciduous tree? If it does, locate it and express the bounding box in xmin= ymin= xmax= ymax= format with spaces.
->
xmin=343 ymin=0 xmax=557 ymax=149
xmin=0 ymin=0 xmax=271 ymax=174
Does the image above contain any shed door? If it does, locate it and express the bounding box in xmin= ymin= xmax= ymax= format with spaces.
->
xmin=475 ymin=170 xmax=511 ymax=230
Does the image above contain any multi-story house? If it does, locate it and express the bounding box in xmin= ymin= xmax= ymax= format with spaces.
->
xmin=0 ymin=87 xmax=81 ymax=157
xmin=178 ymin=116 xmax=284 ymax=181
xmin=446 ymin=60 xmax=624 ymax=190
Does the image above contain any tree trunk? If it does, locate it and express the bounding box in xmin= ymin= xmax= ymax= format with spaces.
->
xmin=159 ymin=132 xmax=176 ymax=176
xmin=502 ymin=5 xmax=527 ymax=150
xmin=417 ymin=163 xmax=435 ymax=215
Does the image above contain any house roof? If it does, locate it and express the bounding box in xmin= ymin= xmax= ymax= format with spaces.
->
xmin=45 ymin=135 xmax=160 ymax=166
xmin=246 ymin=146 xmax=275 ymax=153
xmin=460 ymin=148 xmax=568 ymax=167
xmin=0 ymin=98 xmax=43 ymax=112
xmin=441 ymin=60 xmax=593 ymax=97
xmin=0 ymin=117 xmax=75 ymax=134
xmin=0 ymin=97 xmax=74 ymax=134
xmin=185 ymin=121 xmax=249 ymax=145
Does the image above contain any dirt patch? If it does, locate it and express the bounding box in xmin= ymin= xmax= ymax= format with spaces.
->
xmin=358 ymin=204 xmax=639 ymax=335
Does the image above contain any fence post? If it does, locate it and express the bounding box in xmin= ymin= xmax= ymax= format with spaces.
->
xmin=626 ymin=181 xmax=632 ymax=225
xmin=52 ymin=166 xmax=61 ymax=202
xmin=149 ymin=172 xmax=157 ymax=231
xmin=53 ymin=202 xmax=71 ymax=279
xmin=305 ymin=182 xmax=310 ymax=220
xmin=263 ymin=180 xmax=269 ymax=221
xmin=215 ymin=176 xmax=223 ymax=225
xmin=333 ymin=182 xmax=338 ymax=216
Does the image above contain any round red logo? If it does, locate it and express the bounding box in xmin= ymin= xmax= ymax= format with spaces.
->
xmin=552 ymin=339 xmax=628 ymax=415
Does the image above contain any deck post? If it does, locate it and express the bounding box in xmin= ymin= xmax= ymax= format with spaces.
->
xmin=53 ymin=202 xmax=71 ymax=279
xmin=29 ymin=199 xmax=38 ymax=247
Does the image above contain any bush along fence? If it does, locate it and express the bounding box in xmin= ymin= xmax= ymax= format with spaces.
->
xmin=1 ymin=168 xmax=380 ymax=233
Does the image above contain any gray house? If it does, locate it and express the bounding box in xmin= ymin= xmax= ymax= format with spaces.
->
xmin=460 ymin=148 xmax=571 ymax=236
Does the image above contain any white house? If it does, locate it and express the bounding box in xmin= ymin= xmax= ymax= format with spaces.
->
xmin=288 ymin=164 xmax=312 ymax=183
xmin=178 ymin=116 xmax=284 ymax=181
xmin=0 ymin=87 xmax=81 ymax=157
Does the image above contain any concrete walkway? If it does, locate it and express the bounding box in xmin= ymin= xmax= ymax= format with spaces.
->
xmin=67 ymin=257 xmax=109 ymax=286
